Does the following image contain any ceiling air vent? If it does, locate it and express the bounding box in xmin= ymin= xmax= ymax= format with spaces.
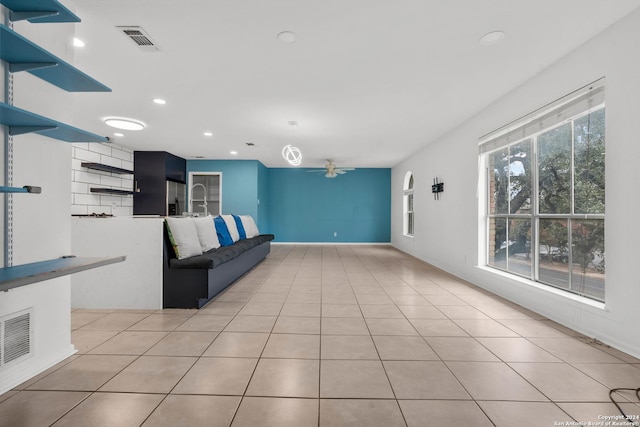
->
xmin=117 ymin=26 xmax=159 ymax=52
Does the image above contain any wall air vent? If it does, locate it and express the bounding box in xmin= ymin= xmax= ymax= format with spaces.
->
xmin=117 ymin=26 xmax=159 ymax=52
xmin=1 ymin=309 xmax=33 ymax=368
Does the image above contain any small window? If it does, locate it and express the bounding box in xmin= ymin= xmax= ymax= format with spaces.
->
xmin=403 ymin=172 xmax=414 ymax=236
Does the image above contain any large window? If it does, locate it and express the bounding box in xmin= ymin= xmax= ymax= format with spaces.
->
xmin=482 ymin=81 xmax=605 ymax=302
xmin=403 ymin=172 xmax=414 ymax=236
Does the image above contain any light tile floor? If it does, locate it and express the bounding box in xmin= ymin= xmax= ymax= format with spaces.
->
xmin=2 ymin=245 xmax=640 ymax=426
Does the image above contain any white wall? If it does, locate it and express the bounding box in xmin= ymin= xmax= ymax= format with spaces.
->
xmin=392 ymin=8 xmax=640 ymax=358
xmin=0 ymin=3 xmax=82 ymax=393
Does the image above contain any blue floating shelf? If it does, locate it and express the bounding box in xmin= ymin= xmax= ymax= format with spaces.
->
xmin=0 ymin=102 xmax=109 ymax=143
xmin=0 ymin=0 xmax=80 ymax=23
xmin=0 ymin=256 xmax=126 ymax=292
xmin=0 ymin=186 xmax=41 ymax=194
xmin=0 ymin=24 xmax=110 ymax=92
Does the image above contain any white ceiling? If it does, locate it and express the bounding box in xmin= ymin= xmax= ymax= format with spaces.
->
xmin=70 ymin=0 xmax=640 ymax=168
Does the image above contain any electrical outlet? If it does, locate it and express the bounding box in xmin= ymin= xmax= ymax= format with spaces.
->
xmin=333 ymin=232 xmax=337 ymax=237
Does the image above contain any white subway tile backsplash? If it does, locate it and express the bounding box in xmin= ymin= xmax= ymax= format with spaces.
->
xmin=75 ymin=193 xmax=101 ymax=206
xmin=74 ymin=147 xmax=101 ymax=162
xmin=74 ymin=171 xmax=101 ymax=185
xmin=113 ymin=206 xmax=133 ymax=216
xmin=89 ymin=143 xmax=112 ymax=156
xmin=111 ymin=148 xmax=132 ymax=161
xmin=99 ymin=155 xmax=122 ymax=168
xmin=72 ymin=143 xmax=90 ymax=151
xmin=71 ymin=204 xmax=88 ymax=215
xmin=72 ymin=141 xmax=135 ymax=217
xmin=72 ymin=182 xmax=88 ymax=194
xmin=100 ymin=195 xmax=123 ymax=205
xmin=100 ymin=175 xmax=123 ymax=188
xmin=88 ymin=205 xmax=111 ymax=215
xmin=72 ymin=158 xmax=84 ymax=171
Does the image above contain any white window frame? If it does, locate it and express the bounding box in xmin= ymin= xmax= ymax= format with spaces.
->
xmin=403 ymin=172 xmax=414 ymax=237
xmin=479 ymin=79 xmax=605 ymax=302
xmin=188 ymin=172 xmax=222 ymax=216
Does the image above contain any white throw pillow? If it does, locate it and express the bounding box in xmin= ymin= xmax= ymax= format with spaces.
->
xmin=240 ymin=215 xmax=260 ymax=238
xmin=165 ymin=217 xmax=202 ymax=259
xmin=221 ymin=214 xmax=240 ymax=242
xmin=193 ymin=215 xmax=220 ymax=251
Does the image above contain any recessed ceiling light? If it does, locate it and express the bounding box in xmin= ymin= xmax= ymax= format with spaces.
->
xmin=480 ymin=31 xmax=505 ymax=45
xmin=104 ymin=117 xmax=145 ymax=131
xmin=114 ymin=132 xmax=124 ymax=137
xmin=277 ymin=31 xmax=297 ymax=44
xmin=230 ymin=151 xmax=238 ymax=155
xmin=73 ymin=37 xmax=85 ymax=47
xmin=203 ymin=132 xmax=213 ymax=137
xmin=153 ymin=98 xmax=166 ymax=105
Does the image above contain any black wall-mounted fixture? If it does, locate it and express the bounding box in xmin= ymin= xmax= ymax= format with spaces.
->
xmin=432 ymin=177 xmax=444 ymax=200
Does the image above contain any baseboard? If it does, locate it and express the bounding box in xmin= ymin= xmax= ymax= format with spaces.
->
xmin=0 ymin=344 xmax=76 ymax=395
xmin=271 ymin=242 xmax=391 ymax=246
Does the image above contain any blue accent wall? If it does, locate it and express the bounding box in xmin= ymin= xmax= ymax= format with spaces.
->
xmin=186 ymin=160 xmax=390 ymax=242
xmin=257 ymin=162 xmax=270 ymax=233
xmin=267 ymin=168 xmax=390 ymax=242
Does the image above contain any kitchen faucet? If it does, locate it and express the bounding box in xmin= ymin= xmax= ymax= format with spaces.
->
xmin=191 ymin=183 xmax=208 ymax=216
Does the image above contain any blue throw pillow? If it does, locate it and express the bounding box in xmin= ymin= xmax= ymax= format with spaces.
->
xmin=232 ymin=215 xmax=247 ymax=240
xmin=214 ymin=216 xmax=234 ymax=246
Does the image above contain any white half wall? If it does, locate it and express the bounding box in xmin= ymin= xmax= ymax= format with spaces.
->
xmin=71 ymin=217 xmax=164 ymax=309
xmin=391 ymin=8 xmax=640 ymax=358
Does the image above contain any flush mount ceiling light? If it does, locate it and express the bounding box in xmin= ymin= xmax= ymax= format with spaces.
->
xmin=153 ymin=98 xmax=166 ymax=105
xmin=480 ymin=31 xmax=505 ymax=45
xmin=73 ymin=37 xmax=85 ymax=47
xmin=104 ymin=117 xmax=145 ymax=131
xmin=277 ymin=31 xmax=297 ymax=44
xmin=282 ymin=144 xmax=302 ymax=166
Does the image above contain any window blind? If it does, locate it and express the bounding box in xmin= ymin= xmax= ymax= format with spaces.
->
xmin=479 ymin=77 xmax=605 ymax=154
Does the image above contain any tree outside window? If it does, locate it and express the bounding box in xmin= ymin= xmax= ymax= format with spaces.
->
xmin=486 ymin=106 xmax=605 ymax=301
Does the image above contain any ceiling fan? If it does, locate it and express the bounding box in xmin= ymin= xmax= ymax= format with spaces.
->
xmin=306 ymin=160 xmax=355 ymax=178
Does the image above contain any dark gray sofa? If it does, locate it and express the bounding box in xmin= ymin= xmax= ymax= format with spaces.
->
xmin=163 ymin=225 xmax=274 ymax=308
